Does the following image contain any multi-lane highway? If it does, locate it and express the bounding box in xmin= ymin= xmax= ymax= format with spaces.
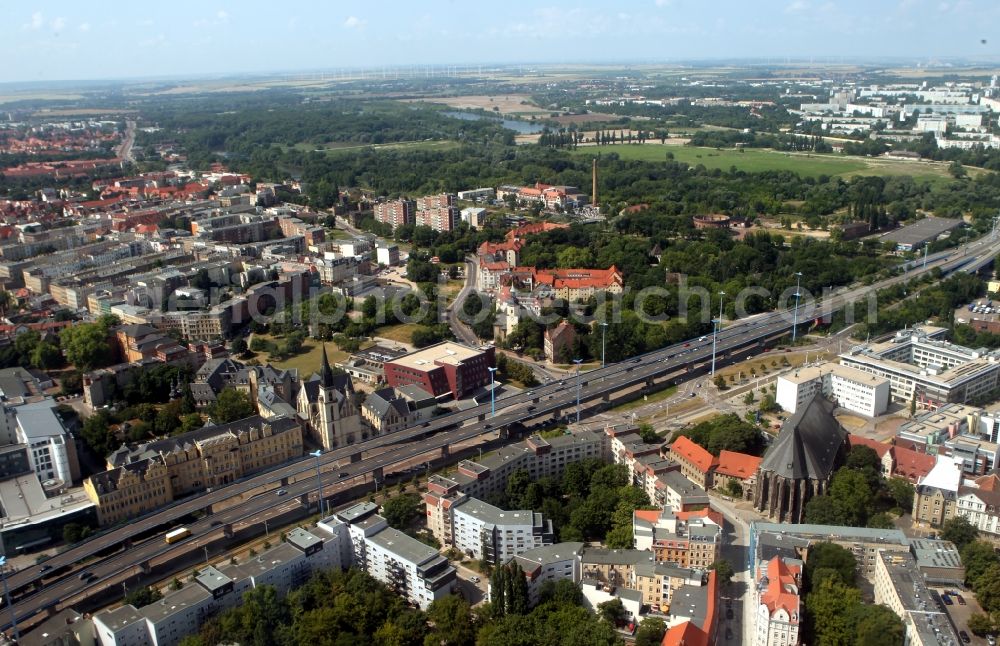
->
xmin=8 ymin=232 xmax=1000 ymax=632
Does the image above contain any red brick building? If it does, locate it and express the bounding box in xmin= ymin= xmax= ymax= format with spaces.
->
xmin=383 ymin=342 xmax=496 ymax=400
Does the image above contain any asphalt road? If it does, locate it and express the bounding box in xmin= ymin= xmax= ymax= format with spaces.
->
xmin=8 ymin=233 xmax=1000 ymax=631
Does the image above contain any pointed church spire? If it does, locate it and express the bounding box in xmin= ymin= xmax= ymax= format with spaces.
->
xmin=319 ymin=343 xmax=335 ymax=389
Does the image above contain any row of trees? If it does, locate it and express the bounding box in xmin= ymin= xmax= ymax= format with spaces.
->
xmin=181 ymin=566 xmax=626 ymax=646
xmin=675 ymin=413 xmax=766 ymax=457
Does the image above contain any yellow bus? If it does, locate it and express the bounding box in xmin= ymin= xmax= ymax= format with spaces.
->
xmin=165 ymin=527 xmax=191 ymax=544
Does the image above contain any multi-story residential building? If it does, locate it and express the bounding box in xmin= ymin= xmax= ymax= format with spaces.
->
xmin=955 ymin=472 xmax=1000 ymax=537
xmin=512 ymin=542 xmax=584 ymax=606
xmin=415 ymin=207 xmax=458 ymax=232
xmin=457 ymin=188 xmax=495 ymax=202
xmin=322 ymin=502 xmax=455 ymax=610
xmin=383 ymin=342 xmax=495 ymax=400
xmin=873 ymin=550 xmax=960 ymax=646
xmin=667 ymin=435 xmax=717 ymax=490
xmin=658 ymin=469 xmax=711 ymax=512
xmin=775 ymin=362 xmax=890 ymax=417
xmin=630 ymin=561 xmax=703 ymax=610
xmin=751 ymin=556 xmax=802 ymax=646
xmin=94 ymin=528 xmax=332 ymax=646
xmin=912 ymin=455 xmax=964 ymax=527
xmin=452 ymin=497 xmax=553 ymax=564
xmin=86 ymin=415 xmax=302 ymax=525
xmin=375 ymin=244 xmax=400 ymax=267
xmin=361 ymin=387 xmax=431 ymax=436
xmin=839 ymin=326 xmax=1000 ymax=406
xmin=544 ymin=321 xmax=576 ymax=363
xmin=441 ymin=431 xmax=605 ymax=502
xmin=579 ymin=548 xmax=655 ymax=589
xmin=373 ymin=199 xmax=415 ymax=230
xmin=460 ymin=207 xmax=487 ymax=228
xmin=632 ymin=508 xmax=722 ymax=568
xmin=424 ymin=477 xmax=554 ymax=563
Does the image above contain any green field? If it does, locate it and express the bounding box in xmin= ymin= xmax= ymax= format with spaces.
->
xmin=252 ymin=335 xmax=349 ymax=375
xmin=575 ymin=144 xmax=965 ymax=182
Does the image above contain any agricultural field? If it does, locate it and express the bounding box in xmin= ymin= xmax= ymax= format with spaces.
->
xmin=574 ymin=144 xmax=972 ymax=182
xmin=405 ymin=94 xmax=549 ymax=115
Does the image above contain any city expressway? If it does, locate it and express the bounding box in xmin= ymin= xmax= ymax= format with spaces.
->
xmin=6 ymin=232 xmax=1000 ymax=632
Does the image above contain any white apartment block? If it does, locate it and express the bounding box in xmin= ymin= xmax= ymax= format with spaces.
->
xmin=424 ymin=476 xmax=554 ymax=564
xmin=839 ymin=326 xmax=1000 ymax=406
xmin=323 ymin=502 xmax=455 ymax=610
xmin=94 ymin=528 xmax=327 ymax=646
xmin=873 ymin=550 xmax=960 ymax=646
xmin=12 ymin=398 xmax=79 ymax=483
xmin=775 ymin=362 xmax=889 ymax=417
xmin=513 ymin=542 xmax=584 ymax=606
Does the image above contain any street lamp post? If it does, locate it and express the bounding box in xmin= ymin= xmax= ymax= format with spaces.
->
xmin=0 ymin=557 xmax=19 ymax=643
xmin=487 ymin=366 xmax=498 ymax=418
xmin=310 ymin=449 xmax=325 ymax=517
xmin=573 ymin=359 xmax=583 ymax=424
xmin=203 ymin=545 xmax=209 ymax=565
xmin=600 ymin=322 xmax=609 ymax=368
xmin=711 ymin=291 xmax=726 ymax=376
xmin=792 ymin=272 xmax=803 ymax=343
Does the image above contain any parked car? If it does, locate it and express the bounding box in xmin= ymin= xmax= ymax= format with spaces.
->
xmin=960 ymin=630 xmax=971 ymax=644
xmin=955 ymin=593 xmax=966 ymax=605
xmin=470 ymin=576 xmax=480 ymax=583
xmin=942 ymin=595 xmax=954 ymax=606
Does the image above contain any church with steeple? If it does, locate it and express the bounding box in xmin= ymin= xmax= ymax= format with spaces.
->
xmin=296 ymin=345 xmax=363 ymax=450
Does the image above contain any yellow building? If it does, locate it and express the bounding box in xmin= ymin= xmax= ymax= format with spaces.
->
xmin=87 ymin=415 xmax=302 ymax=524
xmin=84 ymin=457 xmax=173 ymax=526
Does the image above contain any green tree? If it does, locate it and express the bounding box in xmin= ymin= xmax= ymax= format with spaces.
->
xmin=805 ymin=542 xmax=857 ymax=591
xmin=710 ymin=559 xmax=734 ymax=586
xmin=852 ymin=603 xmax=905 ymax=646
xmin=81 ymin=410 xmax=114 ymax=456
xmin=828 ymin=469 xmax=873 ymax=527
xmin=597 ymin=597 xmax=625 ymax=625
xmin=124 ymin=586 xmax=164 ymax=608
xmin=968 ymin=612 xmax=994 ymax=637
xmin=886 ymin=477 xmax=914 ymax=510
xmin=961 ymin=541 xmax=1000 ymax=585
xmin=426 ymin=595 xmax=477 ymax=646
xmin=30 ymin=341 xmax=62 ymax=369
xmin=805 ymin=575 xmax=863 ymax=645
xmin=60 ymin=319 xmax=116 ymax=371
xmin=635 ymin=617 xmax=667 ymax=646
xmin=208 ymin=389 xmax=255 ymax=424
xmin=941 ymin=516 xmax=979 ymax=550
xmin=380 ymin=493 xmax=422 ymax=531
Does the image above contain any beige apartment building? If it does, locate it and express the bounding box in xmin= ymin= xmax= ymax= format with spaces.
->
xmin=86 ymin=416 xmax=302 ymax=524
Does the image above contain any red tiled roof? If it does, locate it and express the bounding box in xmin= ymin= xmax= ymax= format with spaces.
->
xmin=759 ymin=557 xmax=801 ymax=622
xmin=715 ymin=450 xmax=762 ymax=479
xmin=662 ymin=622 xmax=708 ymax=646
xmin=891 ymin=445 xmax=936 ymax=483
xmin=847 ymin=434 xmax=890 ymax=459
xmin=634 ymin=509 xmax=661 ymax=524
xmin=670 ymin=436 xmax=717 ymax=474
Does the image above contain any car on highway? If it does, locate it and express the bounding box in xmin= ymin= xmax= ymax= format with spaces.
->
xmin=276 ymin=489 xmax=287 ymax=496
xmin=38 ymin=565 xmax=51 ymax=574
xmin=339 ymin=472 xmax=349 ymax=478
xmin=78 ymin=571 xmax=94 ymax=581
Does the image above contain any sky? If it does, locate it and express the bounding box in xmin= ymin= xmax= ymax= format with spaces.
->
xmin=4 ymin=0 xmax=1000 ymax=83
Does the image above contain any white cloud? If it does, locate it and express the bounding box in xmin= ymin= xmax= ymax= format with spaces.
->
xmin=343 ymin=16 xmax=366 ymax=29
xmin=655 ymin=0 xmax=671 ymax=6
xmin=51 ymin=17 xmax=66 ymax=32
xmin=78 ymin=22 xmax=91 ymax=32
xmin=139 ymin=33 xmax=167 ymax=47
xmin=785 ymin=0 xmax=808 ymax=12
xmin=137 ymin=18 xmax=154 ymax=26
xmin=23 ymin=11 xmax=44 ymax=30
xmin=216 ymin=10 xmax=229 ymax=21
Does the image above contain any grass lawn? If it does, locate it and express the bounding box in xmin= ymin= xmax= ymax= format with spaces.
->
xmin=252 ymin=335 xmax=350 ymax=375
xmin=610 ymin=385 xmax=678 ymax=412
xmin=376 ymin=323 xmax=422 ymax=344
xmin=574 ymin=144 xmax=968 ymax=182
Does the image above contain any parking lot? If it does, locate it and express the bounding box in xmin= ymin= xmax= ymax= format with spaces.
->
xmin=931 ymin=587 xmax=991 ymax=645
